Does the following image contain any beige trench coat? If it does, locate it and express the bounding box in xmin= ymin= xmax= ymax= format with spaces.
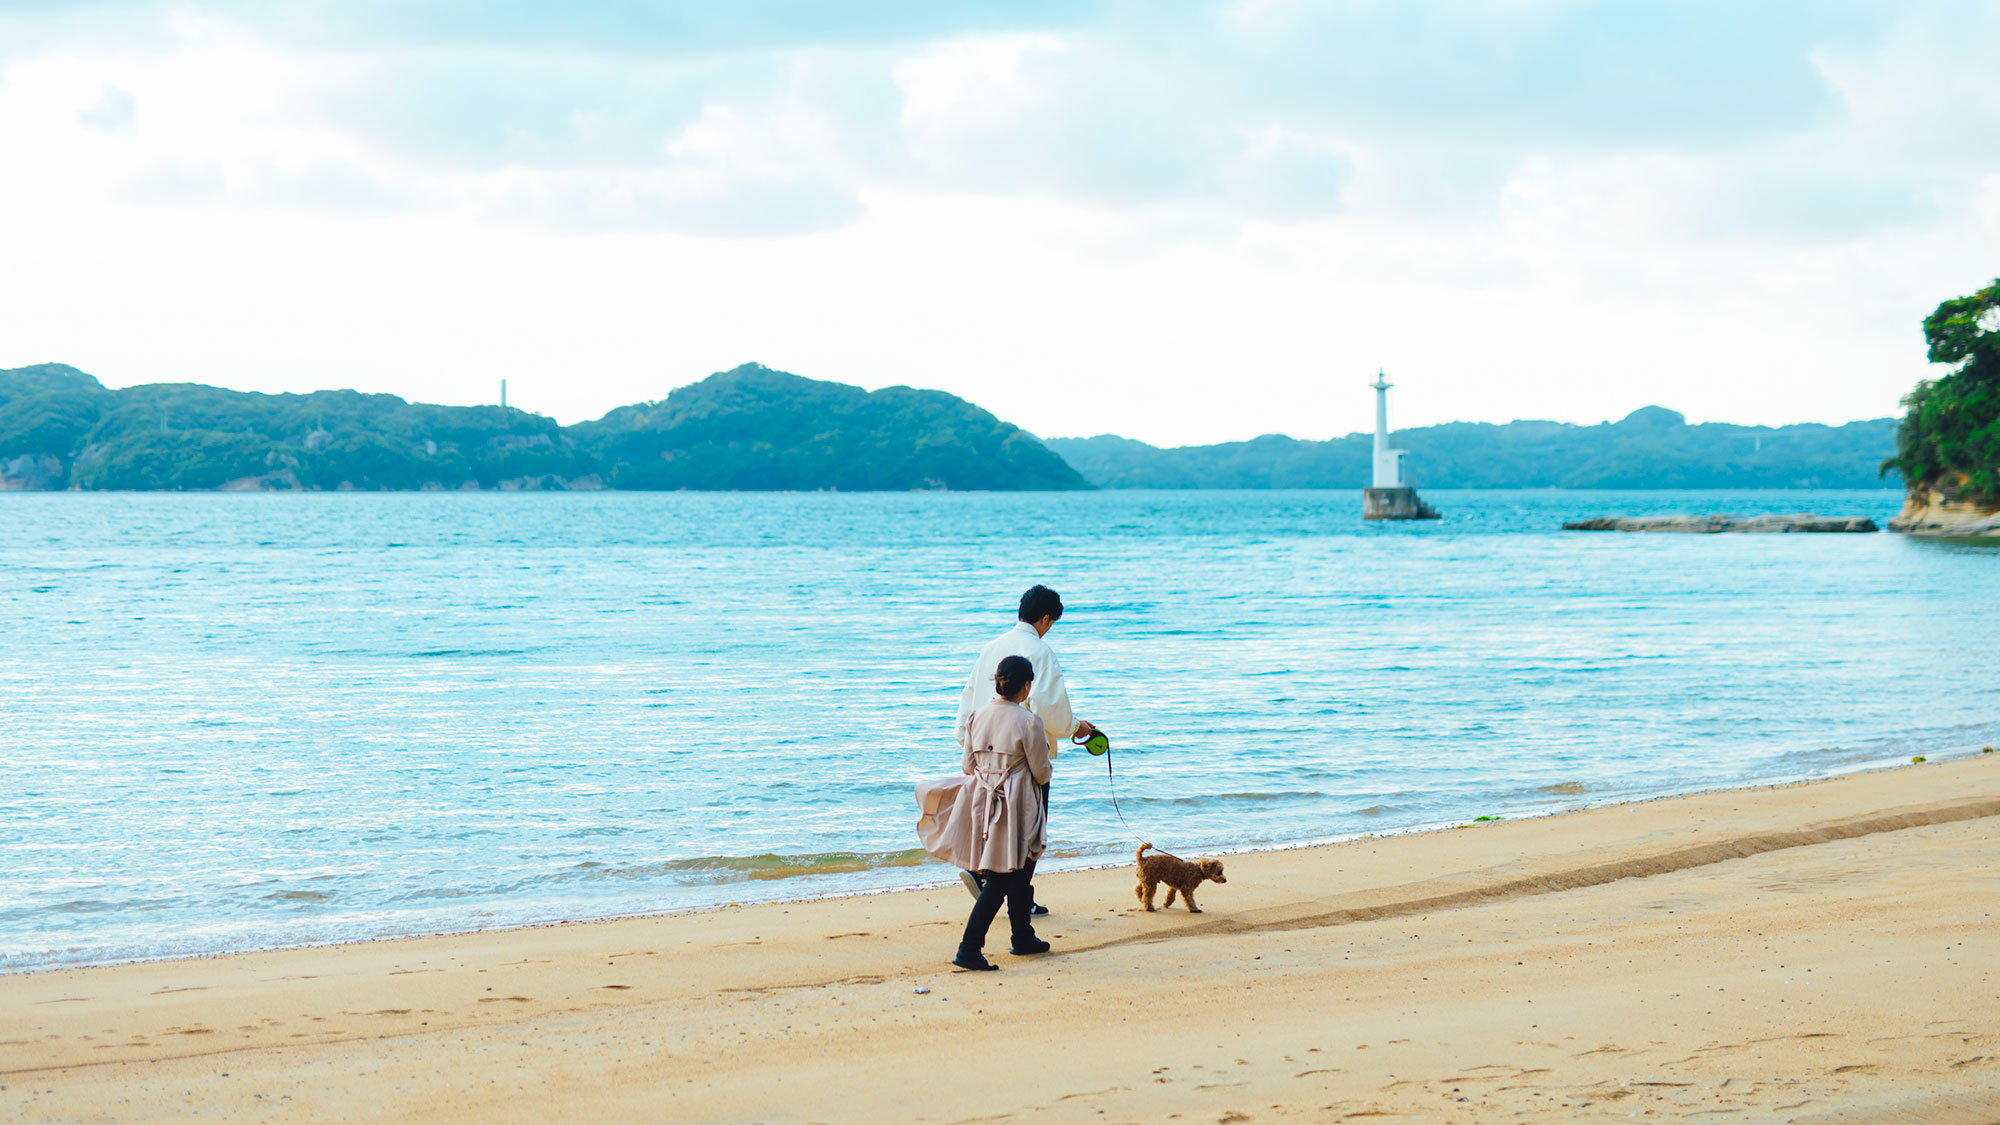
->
xmin=916 ymin=699 xmax=1051 ymax=874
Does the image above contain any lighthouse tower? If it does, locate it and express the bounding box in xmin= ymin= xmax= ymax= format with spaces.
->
xmin=1361 ymin=371 xmax=1439 ymax=520
xmin=1370 ymin=371 xmax=1405 ymax=488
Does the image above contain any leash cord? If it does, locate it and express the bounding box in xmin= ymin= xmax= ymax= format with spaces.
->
xmin=1106 ymin=741 xmax=1131 ymax=832
xmin=1078 ymin=732 xmax=1135 ymax=837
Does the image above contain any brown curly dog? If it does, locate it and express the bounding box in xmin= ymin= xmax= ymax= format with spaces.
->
xmin=1134 ymin=842 xmax=1226 ymax=913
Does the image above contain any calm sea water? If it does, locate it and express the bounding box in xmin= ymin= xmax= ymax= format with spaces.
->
xmin=4 ymin=489 xmax=1995 ymax=971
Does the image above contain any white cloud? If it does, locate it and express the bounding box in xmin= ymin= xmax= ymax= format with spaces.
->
xmin=1 ymin=1 xmax=1996 ymax=447
xmin=76 ymin=84 xmax=133 ymax=131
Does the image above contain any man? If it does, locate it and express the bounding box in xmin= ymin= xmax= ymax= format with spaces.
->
xmin=954 ymin=584 xmax=1094 ymax=917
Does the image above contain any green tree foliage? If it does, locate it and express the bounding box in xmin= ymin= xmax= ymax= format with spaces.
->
xmin=0 ymin=365 xmax=112 ymax=483
xmin=1049 ymin=407 xmax=1898 ymax=490
xmin=0 ymin=365 xmax=591 ymax=491
xmin=571 ymin=363 xmax=1089 ymax=491
xmin=0 ymin=362 xmax=1088 ymax=492
xmin=1887 ymin=278 xmax=2000 ymax=503
xmin=71 ymin=429 xmax=285 ymax=491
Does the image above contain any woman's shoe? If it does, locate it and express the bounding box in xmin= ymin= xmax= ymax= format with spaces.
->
xmin=1010 ymin=937 xmax=1051 ymax=956
xmin=952 ymin=950 xmax=998 ymax=971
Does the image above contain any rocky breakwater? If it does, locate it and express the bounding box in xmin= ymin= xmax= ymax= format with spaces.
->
xmin=1887 ymin=483 xmax=2000 ymax=538
xmin=1563 ymin=514 xmax=1879 ymax=533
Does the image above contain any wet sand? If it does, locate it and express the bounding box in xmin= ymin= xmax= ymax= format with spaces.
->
xmin=5 ymin=755 xmax=1998 ymax=1123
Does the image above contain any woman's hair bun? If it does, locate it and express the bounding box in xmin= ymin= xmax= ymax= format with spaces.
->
xmin=994 ymin=654 xmax=1035 ymax=697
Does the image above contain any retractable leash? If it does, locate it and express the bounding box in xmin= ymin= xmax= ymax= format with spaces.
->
xmin=1074 ymin=726 xmax=1135 ymax=835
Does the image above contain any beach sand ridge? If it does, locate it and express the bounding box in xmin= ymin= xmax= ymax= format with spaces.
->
xmin=4 ymin=755 xmax=1997 ymax=1122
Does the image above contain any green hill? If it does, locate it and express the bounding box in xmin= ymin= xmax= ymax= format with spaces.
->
xmin=1047 ymin=407 xmax=1899 ymax=490
xmin=570 ymin=364 xmax=1088 ymax=491
xmin=0 ymin=363 xmax=584 ymax=491
xmin=0 ymin=362 xmax=1087 ymax=492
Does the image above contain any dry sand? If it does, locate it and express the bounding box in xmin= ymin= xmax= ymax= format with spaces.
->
xmin=5 ymin=755 xmax=1998 ymax=1123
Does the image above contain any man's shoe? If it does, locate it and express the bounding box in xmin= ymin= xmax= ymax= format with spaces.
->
xmin=1029 ymin=903 xmax=1049 ymax=917
xmin=952 ymin=950 xmax=999 ymax=971
xmin=1010 ymin=937 xmax=1052 ymax=956
xmin=959 ymin=871 xmax=982 ymax=899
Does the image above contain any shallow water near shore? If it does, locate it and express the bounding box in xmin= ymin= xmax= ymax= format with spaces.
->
xmin=3 ymin=488 xmax=1995 ymax=971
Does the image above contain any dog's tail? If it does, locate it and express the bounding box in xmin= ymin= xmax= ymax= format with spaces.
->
xmin=1136 ymin=842 xmax=1154 ymax=862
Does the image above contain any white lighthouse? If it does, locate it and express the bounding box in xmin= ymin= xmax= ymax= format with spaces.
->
xmin=1361 ymin=371 xmax=1439 ymax=520
xmin=1370 ymin=370 xmax=1406 ymax=488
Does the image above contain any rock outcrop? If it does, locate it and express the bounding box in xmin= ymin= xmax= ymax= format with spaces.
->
xmin=1 ymin=453 xmax=64 ymax=490
xmin=1887 ymin=485 xmax=2000 ymax=538
xmin=1562 ymin=514 xmax=1879 ymax=533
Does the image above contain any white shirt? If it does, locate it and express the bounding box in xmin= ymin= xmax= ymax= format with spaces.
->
xmin=955 ymin=621 xmax=1079 ymax=761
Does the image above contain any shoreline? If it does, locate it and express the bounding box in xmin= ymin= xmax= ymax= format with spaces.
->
xmin=7 ymin=747 xmax=1982 ymax=980
xmin=6 ymin=754 xmax=1997 ymax=1121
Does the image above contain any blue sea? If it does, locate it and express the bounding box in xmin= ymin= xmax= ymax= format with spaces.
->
xmin=4 ymin=489 xmax=1995 ymax=972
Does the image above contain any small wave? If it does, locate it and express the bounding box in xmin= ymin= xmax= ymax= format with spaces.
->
xmin=262 ymin=891 xmax=331 ymax=903
xmin=1131 ymin=791 xmax=1327 ymax=807
xmin=560 ymin=848 xmax=937 ymax=885
xmin=1540 ymin=781 xmax=1588 ymax=796
xmin=409 ymin=648 xmax=531 ymax=658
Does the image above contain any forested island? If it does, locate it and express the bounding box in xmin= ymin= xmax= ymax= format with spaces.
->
xmin=1047 ymin=407 xmax=1897 ymax=490
xmin=1884 ymin=277 xmax=2000 ymax=535
xmin=0 ymin=359 xmax=1906 ymax=493
xmin=0 ymin=362 xmax=1086 ymax=492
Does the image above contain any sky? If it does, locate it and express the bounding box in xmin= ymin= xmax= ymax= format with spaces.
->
xmin=3 ymin=1 xmax=1998 ymax=446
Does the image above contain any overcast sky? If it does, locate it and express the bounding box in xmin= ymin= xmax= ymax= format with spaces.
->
xmin=3 ymin=1 xmax=1997 ymax=445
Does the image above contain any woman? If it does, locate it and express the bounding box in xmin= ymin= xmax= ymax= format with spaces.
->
xmin=915 ymin=654 xmax=1051 ymax=970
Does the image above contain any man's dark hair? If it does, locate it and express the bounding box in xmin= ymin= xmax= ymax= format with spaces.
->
xmin=1018 ymin=585 xmax=1063 ymax=624
xmin=994 ymin=654 xmax=1035 ymax=698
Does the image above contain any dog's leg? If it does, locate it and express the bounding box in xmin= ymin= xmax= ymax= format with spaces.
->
xmin=1163 ymin=886 xmax=1177 ymax=909
xmin=1183 ymin=888 xmax=1200 ymax=913
xmin=1137 ymin=880 xmax=1153 ymax=912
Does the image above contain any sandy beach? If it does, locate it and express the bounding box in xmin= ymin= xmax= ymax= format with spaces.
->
xmin=4 ymin=754 xmax=1997 ymax=1123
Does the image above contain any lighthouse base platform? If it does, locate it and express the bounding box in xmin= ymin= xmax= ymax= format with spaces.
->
xmin=1363 ymin=487 xmax=1440 ymax=521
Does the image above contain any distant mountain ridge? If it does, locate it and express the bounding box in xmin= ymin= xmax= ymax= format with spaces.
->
xmin=0 ymin=362 xmax=1088 ymax=492
xmin=2 ymin=362 xmax=1900 ymax=492
xmin=1047 ymin=407 xmax=1899 ymax=490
